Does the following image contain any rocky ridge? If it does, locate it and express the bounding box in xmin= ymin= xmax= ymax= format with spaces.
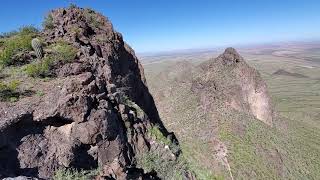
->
xmin=0 ymin=6 xmax=189 ymax=179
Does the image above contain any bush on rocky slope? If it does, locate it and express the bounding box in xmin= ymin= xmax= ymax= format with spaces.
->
xmin=0 ymin=80 xmax=20 ymax=101
xmin=0 ymin=26 xmax=38 ymax=67
xmin=25 ymin=41 xmax=77 ymax=77
xmin=53 ymin=168 xmax=99 ymax=180
xmin=49 ymin=41 xmax=77 ymax=63
xmin=25 ymin=56 xmax=53 ymax=77
xmin=43 ymin=14 xmax=54 ymax=30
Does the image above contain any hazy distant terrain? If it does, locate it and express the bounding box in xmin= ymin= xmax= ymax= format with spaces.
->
xmin=1 ymin=0 xmax=319 ymax=178
xmin=142 ymin=41 xmax=320 ymax=179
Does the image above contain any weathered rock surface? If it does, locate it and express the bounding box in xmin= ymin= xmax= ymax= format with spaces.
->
xmin=193 ymin=48 xmax=274 ymax=125
xmin=0 ymin=6 xmax=182 ymax=179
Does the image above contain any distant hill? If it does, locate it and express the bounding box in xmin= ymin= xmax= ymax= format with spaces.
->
xmin=145 ymin=46 xmax=320 ymax=179
xmin=273 ymin=69 xmax=309 ymax=78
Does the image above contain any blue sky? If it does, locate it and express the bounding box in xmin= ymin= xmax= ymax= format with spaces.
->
xmin=1 ymin=0 xmax=319 ymax=52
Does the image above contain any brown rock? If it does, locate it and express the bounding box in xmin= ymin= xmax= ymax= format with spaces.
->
xmin=0 ymin=6 xmax=186 ymax=179
xmin=195 ymin=47 xmax=274 ymax=125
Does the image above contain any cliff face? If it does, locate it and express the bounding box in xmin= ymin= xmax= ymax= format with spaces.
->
xmin=0 ymin=7 xmax=185 ymax=179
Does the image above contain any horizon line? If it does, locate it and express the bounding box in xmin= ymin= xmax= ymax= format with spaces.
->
xmin=136 ymin=38 xmax=320 ymax=56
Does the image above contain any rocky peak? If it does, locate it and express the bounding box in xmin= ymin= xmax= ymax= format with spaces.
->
xmin=195 ymin=48 xmax=274 ymax=125
xmin=217 ymin=47 xmax=243 ymax=65
xmin=42 ymin=6 xmax=162 ymax=126
xmin=44 ymin=7 xmax=114 ymax=42
xmin=0 ymin=6 xmax=188 ymax=179
xmin=224 ymin=47 xmax=240 ymax=56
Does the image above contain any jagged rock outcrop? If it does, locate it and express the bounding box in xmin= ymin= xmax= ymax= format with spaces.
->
xmin=193 ymin=47 xmax=274 ymax=125
xmin=0 ymin=6 xmax=185 ymax=179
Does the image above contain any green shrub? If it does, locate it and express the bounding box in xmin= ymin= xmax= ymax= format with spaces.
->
xmin=25 ymin=41 xmax=76 ymax=78
xmin=0 ymin=80 xmax=20 ymax=101
xmin=36 ymin=90 xmax=45 ymax=97
xmin=25 ymin=56 xmax=53 ymax=77
xmin=121 ymin=95 xmax=145 ymax=118
xmin=148 ymin=125 xmax=181 ymax=156
xmin=83 ymin=8 xmax=102 ymax=28
xmin=49 ymin=42 xmax=77 ymax=62
xmin=137 ymin=151 xmax=188 ymax=180
xmin=149 ymin=125 xmax=172 ymax=145
xmin=43 ymin=14 xmax=54 ymax=29
xmin=0 ymin=39 xmax=4 ymax=48
xmin=70 ymin=27 xmax=81 ymax=36
xmin=53 ymin=168 xmax=99 ymax=180
xmin=0 ymin=36 xmax=32 ymax=65
xmin=18 ymin=26 xmax=39 ymax=36
xmin=0 ymin=26 xmax=38 ymax=66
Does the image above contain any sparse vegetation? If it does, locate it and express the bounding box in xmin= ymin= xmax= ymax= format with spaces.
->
xmin=136 ymin=151 xmax=188 ymax=180
xmin=0 ymin=80 xmax=20 ymax=101
xmin=18 ymin=26 xmax=39 ymax=36
xmin=53 ymin=168 xmax=99 ymax=180
xmin=36 ymin=90 xmax=45 ymax=97
xmin=95 ymin=34 xmax=108 ymax=43
xmin=181 ymin=144 xmax=220 ymax=180
xmin=25 ymin=56 xmax=53 ymax=77
xmin=25 ymin=41 xmax=76 ymax=78
xmin=121 ymin=95 xmax=145 ymax=118
xmin=71 ymin=27 xmax=81 ymax=36
xmin=0 ymin=26 xmax=38 ymax=67
xmin=49 ymin=41 xmax=77 ymax=63
xmin=43 ymin=14 xmax=54 ymax=29
xmin=148 ymin=125 xmax=172 ymax=145
xmin=137 ymin=144 xmax=220 ymax=180
xmin=218 ymin=112 xmax=279 ymax=179
xmin=144 ymin=46 xmax=320 ymax=179
xmin=84 ymin=8 xmax=103 ymax=28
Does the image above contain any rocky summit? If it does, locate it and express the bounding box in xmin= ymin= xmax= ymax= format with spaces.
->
xmin=194 ymin=47 xmax=274 ymax=125
xmin=0 ymin=6 xmax=191 ymax=179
